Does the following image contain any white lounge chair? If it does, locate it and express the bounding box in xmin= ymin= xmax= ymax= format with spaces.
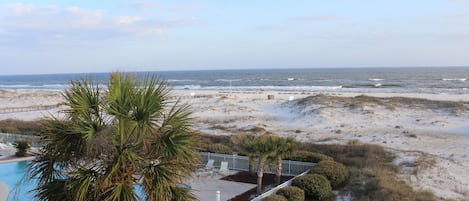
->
xmin=217 ymin=161 xmax=229 ymax=175
xmin=204 ymin=159 xmax=215 ymax=170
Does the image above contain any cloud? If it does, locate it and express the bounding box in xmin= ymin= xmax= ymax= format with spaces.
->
xmin=126 ymin=1 xmax=160 ymax=12
xmin=449 ymin=0 xmax=469 ymax=3
xmin=6 ymin=3 xmax=35 ymax=15
xmin=115 ymin=16 xmax=142 ymax=25
xmin=0 ymin=3 xmax=198 ymax=47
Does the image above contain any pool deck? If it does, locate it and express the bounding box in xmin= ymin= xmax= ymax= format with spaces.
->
xmin=190 ymin=173 xmax=256 ymax=200
xmin=0 ymin=182 xmax=8 ymax=201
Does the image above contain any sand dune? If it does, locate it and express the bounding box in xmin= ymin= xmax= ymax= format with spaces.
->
xmin=1 ymin=89 xmax=468 ymax=200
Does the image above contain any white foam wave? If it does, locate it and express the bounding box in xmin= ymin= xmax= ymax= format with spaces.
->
xmin=442 ymin=78 xmax=467 ymax=81
xmin=369 ymin=78 xmax=385 ymax=81
xmin=441 ymin=78 xmax=467 ymax=82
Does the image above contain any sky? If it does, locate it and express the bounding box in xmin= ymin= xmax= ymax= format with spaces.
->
xmin=1 ymin=0 xmax=469 ymax=75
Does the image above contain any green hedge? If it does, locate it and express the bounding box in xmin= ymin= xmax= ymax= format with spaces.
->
xmin=276 ymin=186 xmax=305 ymax=201
xmin=262 ymin=194 xmax=288 ymax=201
xmin=310 ymin=160 xmax=349 ymax=188
xmin=292 ymin=174 xmax=332 ymax=200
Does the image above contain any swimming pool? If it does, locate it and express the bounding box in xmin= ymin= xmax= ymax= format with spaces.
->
xmin=0 ymin=161 xmax=35 ymax=201
xmin=0 ymin=161 xmax=161 ymax=200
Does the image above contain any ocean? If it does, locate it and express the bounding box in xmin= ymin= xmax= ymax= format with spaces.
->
xmin=0 ymin=67 xmax=468 ymax=94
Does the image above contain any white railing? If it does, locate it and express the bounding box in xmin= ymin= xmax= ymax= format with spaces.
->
xmin=0 ymin=133 xmax=40 ymax=147
xmin=250 ymin=170 xmax=310 ymax=201
xmin=200 ymin=152 xmax=315 ymax=176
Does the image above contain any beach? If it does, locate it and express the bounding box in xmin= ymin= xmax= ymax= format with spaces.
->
xmin=0 ymin=89 xmax=469 ymax=200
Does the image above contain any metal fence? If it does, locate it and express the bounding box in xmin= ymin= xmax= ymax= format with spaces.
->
xmin=200 ymin=152 xmax=315 ymax=176
xmin=0 ymin=133 xmax=41 ymax=147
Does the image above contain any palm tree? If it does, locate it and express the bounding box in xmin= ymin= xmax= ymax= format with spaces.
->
xmin=231 ymin=134 xmax=258 ymax=177
xmin=269 ymin=137 xmax=296 ymax=185
xmin=253 ymin=134 xmax=277 ymax=194
xmin=26 ymin=73 xmax=198 ymax=201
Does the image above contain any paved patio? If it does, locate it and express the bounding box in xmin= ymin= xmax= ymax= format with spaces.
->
xmin=188 ymin=172 xmax=256 ymax=201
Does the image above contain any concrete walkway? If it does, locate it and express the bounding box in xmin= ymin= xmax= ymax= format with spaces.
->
xmin=190 ymin=173 xmax=256 ymax=201
xmin=0 ymin=182 xmax=8 ymax=201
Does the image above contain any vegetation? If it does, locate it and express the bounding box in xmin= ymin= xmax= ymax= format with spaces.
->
xmin=14 ymin=140 xmax=31 ymax=157
xmin=0 ymin=119 xmax=44 ymax=135
xmin=7 ymin=118 xmax=439 ymax=200
xmin=262 ymin=194 xmax=288 ymax=201
xmin=205 ymin=144 xmax=233 ymax=154
xmin=253 ymin=134 xmax=279 ymax=194
xmin=27 ymin=73 xmax=199 ymax=201
xmin=309 ymin=160 xmax=349 ymax=188
xmin=291 ymin=174 xmax=332 ymax=200
xmin=269 ymin=137 xmax=296 ymax=184
xmin=294 ymin=94 xmax=469 ymax=114
xmin=310 ymin=143 xmax=437 ymax=201
xmin=288 ymin=150 xmax=333 ymax=163
xmin=276 ymin=186 xmax=305 ymax=201
xmin=231 ymin=134 xmax=258 ymax=176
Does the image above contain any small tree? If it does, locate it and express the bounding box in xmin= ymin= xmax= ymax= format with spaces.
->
xmin=270 ymin=137 xmax=296 ymax=184
xmin=232 ymin=134 xmax=258 ymax=176
xmin=254 ymin=134 xmax=278 ymax=194
xmin=14 ymin=140 xmax=31 ymax=157
xmin=27 ymin=73 xmax=199 ymax=201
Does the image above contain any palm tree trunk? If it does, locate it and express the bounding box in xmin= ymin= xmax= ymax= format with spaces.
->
xmin=276 ymin=158 xmax=283 ymax=185
xmin=249 ymin=157 xmax=256 ymax=177
xmin=257 ymin=157 xmax=266 ymax=194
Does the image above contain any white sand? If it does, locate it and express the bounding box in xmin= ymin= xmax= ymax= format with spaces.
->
xmin=1 ymin=89 xmax=469 ymax=200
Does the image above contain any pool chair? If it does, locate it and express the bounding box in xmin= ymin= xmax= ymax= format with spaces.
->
xmin=217 ymin=161 xmax=229 ymax=175
xmin=204 ymin=159 xmax=215 ymax=170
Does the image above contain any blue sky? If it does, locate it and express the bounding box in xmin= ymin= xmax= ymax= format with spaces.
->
xmin=1 ymin=1 xmax=469 ymax=75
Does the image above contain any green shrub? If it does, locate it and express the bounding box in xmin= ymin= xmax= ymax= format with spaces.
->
xmin=206 ymin=144 xmax=233 ymax=154
xmin=310 ymin=160 xmax=349 ymax=188
xmin=262 ymin=194 xmax=288 ymax=201
xmin=276 ymin=186 xmax=305 ymax=201
xmin=14 ymin=140 xmax=31 ymax=157
xmin=289 ymin=150 xmax=333 ymax=163
xmin=291 ymin=174 xmax=332 ymax=200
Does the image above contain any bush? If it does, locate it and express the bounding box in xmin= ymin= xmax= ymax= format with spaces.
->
xmin=262 ymin=194 xmax=288 ymax=201
xmin=206 ymin=144 xmax=233 ymax=154
xmin=14 ymin=140 xmax=31 ymax=157
xmin=276 ymin=186 xmax=305 ymax=201
xmin=0 ymin=119 xmax=45 ymax=135
xmin=310 ymin=160 xmax=349 ymax=188
xmin=292 ymin=174 xmax=332 ymax=200
xmin=289 ymin=150 xmax=333 ymax=163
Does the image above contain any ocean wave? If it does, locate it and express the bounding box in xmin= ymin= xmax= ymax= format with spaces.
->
xmin=174 ymin=85 xmax=344 ymax=92
xmin=167 ymin=79 xmax=195 ymax=82
xmin=369 ymin=78 xmax=385 ymax=81
xmin=441 ymin=78 xmax=467 ymax=81
xmin=214 ymin=79 xmax=242 ymax=82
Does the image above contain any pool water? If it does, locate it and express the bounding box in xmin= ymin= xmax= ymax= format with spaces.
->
xmin=0 ymin=161 xmax=151 ymax=201
xmin=0 ymin=161 xmax=35 ymax=201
